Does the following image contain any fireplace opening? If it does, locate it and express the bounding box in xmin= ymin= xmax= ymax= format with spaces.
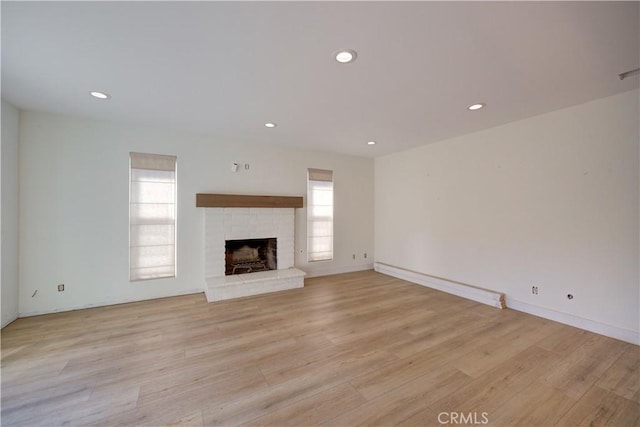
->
xmin=225 ymin=238 xmax=277 ymax=276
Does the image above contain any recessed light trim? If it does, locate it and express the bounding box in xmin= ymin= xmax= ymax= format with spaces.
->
xmin=468 ymin=103 xmax=485 ymax=111
xmin=335 ymin=49 xmax=357 ymax=64
xmin=264 ymin=122 xmax=277 ymax=128
xmin=367 ymin=141 xmax=376 ymax=145
xmin=90 ymin=91 xmax=110 ymax=99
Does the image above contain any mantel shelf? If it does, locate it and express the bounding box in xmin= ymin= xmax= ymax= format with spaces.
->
xmin=196 ymin=193 xmax=303 ymax=208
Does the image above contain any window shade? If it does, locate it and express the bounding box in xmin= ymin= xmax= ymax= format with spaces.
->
xmin=307 ymin=168 xmax=333 ymax=262
xmin=129 ymin=152 xmax=177 ymax=281
xmin=308 ymin=168 xmax=333 ymax=182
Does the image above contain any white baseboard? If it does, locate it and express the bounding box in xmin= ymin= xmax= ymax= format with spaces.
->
xmin=18 ymin=288 xmax=205 ymax=319
xmin=506 ymin=297 xmax=640 ymax=345
xmin=373 ymin=262 xmax=639 ymax=345
xmin=303 ymin=263 xmax=374 ymax=278
xmin=374 ymin=262 xmax=505 ymax=309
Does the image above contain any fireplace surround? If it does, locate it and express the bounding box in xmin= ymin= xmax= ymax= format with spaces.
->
xmin=202 ymin=199 xmax=305 ymax=302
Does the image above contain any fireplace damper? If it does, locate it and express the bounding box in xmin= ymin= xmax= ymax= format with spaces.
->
xmin=225 ymin=238 xmax=277 ymax=276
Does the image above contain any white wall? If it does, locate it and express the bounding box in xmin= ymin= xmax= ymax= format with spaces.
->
xmin=375 ymin=89 xmax=639 ymax=338
xmin=2 ymin=100 xmax=20 ymax=327
xmin=19 ymin=112 xmax=374 ymax=316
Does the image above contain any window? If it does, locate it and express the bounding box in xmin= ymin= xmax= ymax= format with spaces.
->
xmin=307 ymin=168 xmax=333 ymax=262
xmin=129 ymin=152 xmax=177 ymax=281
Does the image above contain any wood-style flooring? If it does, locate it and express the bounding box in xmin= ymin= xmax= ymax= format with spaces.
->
xmin=1 ymin=270 xmax=639 ymax=426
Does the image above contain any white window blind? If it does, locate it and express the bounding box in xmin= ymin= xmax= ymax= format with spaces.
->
xmin=307 ymin=168 xmax=333 ymax=262
xmin=129 ymin=152 xmax=177 ymax=281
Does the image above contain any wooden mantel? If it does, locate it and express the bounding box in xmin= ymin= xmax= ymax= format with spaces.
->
xmin=196 ymin=193 xmax=303 ymax=208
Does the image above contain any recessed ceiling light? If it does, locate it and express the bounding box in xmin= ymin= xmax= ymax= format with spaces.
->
xmin=367 ymin=141 xmax=376 ymax=145
xmin=468 ymin=103 xmax=485 ymax=111
xmin=335 ymin=49 xmax=357 ymax=64
xmin=264 ymin=122 xmax=277 ymax=128
xmin=89 ymin=91 xmax=110 ymax=99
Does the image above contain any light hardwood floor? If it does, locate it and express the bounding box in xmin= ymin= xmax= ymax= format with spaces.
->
xmin=1 ymin=270 xmax=638 ymax=426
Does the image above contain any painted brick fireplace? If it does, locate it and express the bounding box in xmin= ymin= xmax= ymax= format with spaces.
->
xmin=202 ymin=198 xmax=305 ymax=301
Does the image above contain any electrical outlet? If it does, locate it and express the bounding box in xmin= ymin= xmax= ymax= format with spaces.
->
xmin=352 ymin=254 xmax=356 ymax=260
xmin=58 ymin=284 xmax=65 ymax=292
xmin=531 ymin=286 xmax=538 ymax=295
xmin=364 ymin=253 xmax=367 ymax=259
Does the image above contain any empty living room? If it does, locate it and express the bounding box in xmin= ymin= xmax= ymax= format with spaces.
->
xmin=1 ymin=2 xmax=638 ymax=426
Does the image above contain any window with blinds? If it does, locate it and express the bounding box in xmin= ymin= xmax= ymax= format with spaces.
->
xmin=307 ymin=168 xmax=333 ymax=262
xmin=129 ymin=152 xmax=177 ymax=281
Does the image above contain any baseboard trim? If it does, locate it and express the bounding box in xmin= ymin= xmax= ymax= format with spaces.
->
xmin=374 ymin=262 xmax=505 ymax=309
xmin=303 ymin=263 xmax=374 ymax=278
xmin=373 ymin=262 xmax=639 ymax=345
xmin=506 ymin=297 xmax=640 ymax=345
xmin=18 ymin=288 xmax=205 ymax=319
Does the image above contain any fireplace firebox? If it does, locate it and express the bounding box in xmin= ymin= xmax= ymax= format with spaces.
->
xmin=225 ymin=238 xmax=277 ymax=276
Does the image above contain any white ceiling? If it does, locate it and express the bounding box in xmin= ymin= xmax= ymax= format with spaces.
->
xmin=2 ymin=1 xmax=638 ymax=158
